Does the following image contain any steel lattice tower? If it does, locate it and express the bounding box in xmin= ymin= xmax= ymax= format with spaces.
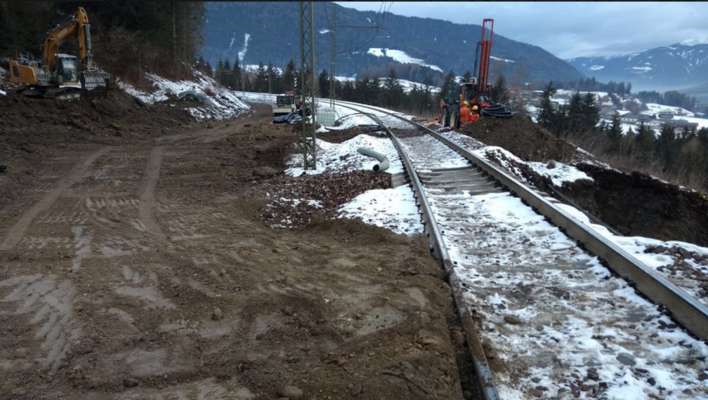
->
xmin=299 ymin=1 xmax=317 ymax=170
xmin=329 ymin=3 xmax=336 ymax=108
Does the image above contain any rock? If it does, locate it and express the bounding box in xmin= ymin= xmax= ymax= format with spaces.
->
xmin=586 ymin=368 xmax=599 ymax=381
xmin=252 ymin=166 xmax=279 ymax=178
xmin=503 ymin=314 xmax=523 ymax=325
xmin=123 ymin=377 xmax=139 ymax=388
xmin=211 ymin=307 xmax=224 ymax=321
xmin=546 ymin=160 xmax=557 ymax=169
xmin=278 ymin=385 xmax=304 ymax=399
xmin=616 ymin=352 xmax=636 ymax=366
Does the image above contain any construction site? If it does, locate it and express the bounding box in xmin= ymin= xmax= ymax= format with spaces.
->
xmin=1 ymin=2 xmax=707 ymax=400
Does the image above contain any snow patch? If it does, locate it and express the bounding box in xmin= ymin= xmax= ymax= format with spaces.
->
xmin=589 ymin=64 xmax=605 ymax=71
xmin=286 ymin=134 xmax=403 ymax=177
xmin=367 ymin=48 xmax=443 ymax=72
xmin=490 ymin=55 xmax=515 ymax=64
xmin=338 ymin=185 xmax=423 ymax=235
xmin=119 ymin=71 xmax=250 ymax=120
xmin=527 ymin=161 xmax=594 ymax=187
xmin=238 ymin=33 xmax=251 ymax=63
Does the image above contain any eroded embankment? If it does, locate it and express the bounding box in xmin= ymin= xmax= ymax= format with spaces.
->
xmin=461 ymin=117 xmax=708 ymax=246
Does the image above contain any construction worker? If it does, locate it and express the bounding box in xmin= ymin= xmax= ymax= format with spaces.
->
xmin=470 ymin=104 xmax=480 ymax=123
xmin=460 ymin=101 xmax=471 ymax=124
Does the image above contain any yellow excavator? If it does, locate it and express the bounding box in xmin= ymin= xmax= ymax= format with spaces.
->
xmin=7 ymin=7 xmax=109 ymax=97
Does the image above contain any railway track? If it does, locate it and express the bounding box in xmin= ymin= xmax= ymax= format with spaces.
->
xmin=330 ymin=100 xmax=708 ymax=399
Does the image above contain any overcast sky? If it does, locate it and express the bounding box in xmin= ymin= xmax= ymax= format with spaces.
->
xmin=338 ymin=2 xmax=708 ymax=59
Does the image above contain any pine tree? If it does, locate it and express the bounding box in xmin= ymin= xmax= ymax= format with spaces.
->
xmin=215 ymin=59 xmax=225 ymax=84
xmin=384 ymin=68 xmax=404 ymax=108
xmin=635 ymin=123 xmax=656 ymax=162
xmin=581 ymin=92 xmax=599 ymax=131
xmin=223 ymin=59 xmax=232 ymax=88
xmin=490 ymin=75 xmax=509 ymax=104
xmin=254 ymin=63 xmax=268 ymax=92
xmin=538 ymin=82 xmax=557 ymax=131
xmin=318 ymin=69 xmax=329 ymax=98
xmin=657 ymin=124 xmax=677 ymax=171
xmin=606 ymin=113 xmax=623 ymax=153
xmin=567 ymin=91 xmax=584 ymax=134
xmin=232 ymin=57 xmax=241 ymax=90
xmin=282 ymin=59 xmax=296 ymax=92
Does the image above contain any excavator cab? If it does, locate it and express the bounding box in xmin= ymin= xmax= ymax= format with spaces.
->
xmin=55 ymin=55 xmax=80 ymax=85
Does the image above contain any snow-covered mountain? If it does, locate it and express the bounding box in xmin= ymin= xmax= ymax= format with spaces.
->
xmin=201 ymin=2 xmax=582 ymax=85
xmin=569 ymin=43 xmax=708 ymax=91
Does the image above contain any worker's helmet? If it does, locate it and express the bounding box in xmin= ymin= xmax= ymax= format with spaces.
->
xmin=472 ymin=105 xmax=479 ymax=111
xmin=463 ymin=101 xmax=470 ymax=107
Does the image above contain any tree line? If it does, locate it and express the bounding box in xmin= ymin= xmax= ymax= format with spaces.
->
xmin=538 ymin=82 xmax=708 ymax=191
xmin=553 ymin=78 xmax=633 ymax=96
xmin=209 ymin=57 xmax=440 ymax=115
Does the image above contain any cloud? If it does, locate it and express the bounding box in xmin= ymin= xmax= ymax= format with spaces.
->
xmin=338 ymin=2 xmax=708 ymax=58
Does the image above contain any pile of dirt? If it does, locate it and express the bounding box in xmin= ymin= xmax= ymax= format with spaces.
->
xmin=460 ymin=116 xmax=580 ymax=163
xmin=318 ymin=126 xmax=387 ymax=143
xmin=0 ymin=88 xmax=200 ymax=217
xmin=261 ymin=171 xmax=391 ymax=228
xmin=0 ymin=88 xmax=195 ymax=145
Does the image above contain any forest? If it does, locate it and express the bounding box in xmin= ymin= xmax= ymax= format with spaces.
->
xmin=538 ymin=83 xmax=708 ymax=191
xmin=0 ymin=1 xmax=204 ymax=81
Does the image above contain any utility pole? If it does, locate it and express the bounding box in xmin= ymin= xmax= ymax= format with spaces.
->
xmin=329 ymin=3 xmax=336 ymax=108
xmin=299 ymin=1 xmax=317 ymax=170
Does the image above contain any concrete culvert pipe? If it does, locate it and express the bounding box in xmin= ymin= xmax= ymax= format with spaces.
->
xmin=357 ymin=147 xmax=389 ymax=172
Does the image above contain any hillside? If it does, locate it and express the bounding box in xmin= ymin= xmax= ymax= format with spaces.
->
xmin=201 ymin=2 xmax=582 ymax=84
xmin=569 ymin=43 xmax=708 ymax=94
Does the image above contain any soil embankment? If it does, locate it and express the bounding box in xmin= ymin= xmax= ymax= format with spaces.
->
xmin=460 ymin=117 xmax=708 ymax=246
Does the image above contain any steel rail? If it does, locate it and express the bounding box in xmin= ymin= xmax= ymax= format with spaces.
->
xmin=333 ymin=103 xmax=500 ymax=400
xmin=334 ymin=100 xmax=708 ymax=342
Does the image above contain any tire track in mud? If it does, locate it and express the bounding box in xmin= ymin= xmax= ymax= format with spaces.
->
xmin=138 ymin=146 xmax=167 ymax=242
xmin=0 ymin=146 xmax=111 ymax=251
xmin=0 ymin=274 xmax=79 ymax=374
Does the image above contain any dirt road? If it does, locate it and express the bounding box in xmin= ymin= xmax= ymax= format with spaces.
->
xmin=0 ymin=105 xmax=467 ymax=399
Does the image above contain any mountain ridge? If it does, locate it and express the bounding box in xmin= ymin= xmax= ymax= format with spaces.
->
xmin=569 ymin=43 xmax=708 ymax=93
xmin=201 ymin=2 xmax=583 ymax=84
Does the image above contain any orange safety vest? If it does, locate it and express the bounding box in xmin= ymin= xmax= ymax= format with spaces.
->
xmin=460 ymin=104 xmax=472 ymax=123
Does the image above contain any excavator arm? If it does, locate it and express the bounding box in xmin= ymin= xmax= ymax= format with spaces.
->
xmin=43 ymin=7 xmax=91 ymax=71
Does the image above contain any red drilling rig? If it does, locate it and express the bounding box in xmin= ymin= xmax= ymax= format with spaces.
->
xmin=440 ymin=18 xmax=512 ymax=128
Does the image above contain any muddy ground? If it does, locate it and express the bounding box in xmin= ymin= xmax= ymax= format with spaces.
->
xmin=0 ymin=96 xmax=469 ymax=399
xmin=460 ymin=117 xmax=708 ymax=246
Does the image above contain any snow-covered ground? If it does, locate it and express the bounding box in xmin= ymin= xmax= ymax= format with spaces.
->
xmin=338 ymin=185 xmax=422 ymax=235
xmin=643 ymin=102 xmax=695 ymax=117
xmin=395 ymin=129 xmax=708 ymax=400
xmin=278 ymin=103 xmax=422 ymax=235
xmin=367 ymin=48 xmax=443 ymax=72
xmin=118 ymin=71 xmax=250 ymax=120
xmin=440 ymin=128 xmax=708 ymax=305
xmin=285 ymin=134 xmax=403 ymax=177
xmin=273 ymin=99 xmax=708 ymax=397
